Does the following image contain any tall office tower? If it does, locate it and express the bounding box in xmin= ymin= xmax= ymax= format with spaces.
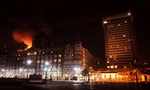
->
xmin=103 ymin=11 xmax=136 ymax=68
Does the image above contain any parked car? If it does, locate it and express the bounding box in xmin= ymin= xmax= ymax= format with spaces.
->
xmin=28 ymin=74 xmax=46 ymax=84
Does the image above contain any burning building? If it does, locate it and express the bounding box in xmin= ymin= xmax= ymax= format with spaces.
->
xmin=12 ymin=31 xmax=33 ymax=50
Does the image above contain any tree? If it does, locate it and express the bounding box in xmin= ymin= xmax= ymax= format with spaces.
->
xmin=82 ymin=68 xmax=89 ymax=76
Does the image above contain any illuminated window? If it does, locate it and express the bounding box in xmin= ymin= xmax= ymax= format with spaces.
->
xmin=72 ymin=54 xmax=74 ymax=56
xmin=27 ymin=53 xmax=30 ymax=56
xmin=41 ymin=65 xmax=43 ymax=68
xmin=127 ymin=12 xmax=131 ymax=16
xmin=51 ymin=51 xmax=53 ymax=54
xmin=54 ymin=55 xmax=57 ymax=58
xmin=42 ymin=51 xmax=45 ymax=54
xmin=114 ymin=65 xmax=118 ymax=69
xmin=103 ymin=20 xmax=108 ymax=24
xmin=124 ymin=66 xmax=127 ymax=68
xmin=41 ymin=60 xmax=44 ymax=63
xmin=122 ymin=34 xmax=126 ymax=37
xmin=58 ymin=59 xmax=61 ymax=62
xmin=110 ymin=65 xmax=114 ymax=69
xmin=109 ymin=55 xmax=113 ymax=58
xmin=111 ymin=73 xmax=116 ymax=79
xmin=17 ymin=58 xmax=19 ymax=61
xmin=124 ymin=20 xmax=127 ymax=23
xmin=37 ymin=60 xmax=40 ymax=63
xmin=107 ymin=66 xmax=110 ymax=68
xmin=107 ymin=61 xmax=110 ymax=63
xmin=128 ymin=39 xmax=131 ymax=42
xmin=117 ymin=24 xmax=121 ymax=26
xmin=34 ymin=51 xmax=37 ymax=55
xmin=58 ymin=54 xmax=62 ymax=57
xmin=54 ymin=59 xmax=57 ymax=62
xmin=105 ymin=74 xmax=110 ymax=79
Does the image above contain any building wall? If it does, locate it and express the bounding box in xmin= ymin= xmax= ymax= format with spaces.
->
xmin=63 ymin=41 xmax=83 ymax=79
xmin=63 ymin=41 xmax=96 ymax=80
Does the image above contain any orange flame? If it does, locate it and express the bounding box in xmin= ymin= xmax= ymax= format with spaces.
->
xmin=12 ymin=31 xmax=32 ymax=50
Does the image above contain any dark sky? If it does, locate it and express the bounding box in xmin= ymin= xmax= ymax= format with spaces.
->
xmin=0 ymin=0 xmax=149 ymax=61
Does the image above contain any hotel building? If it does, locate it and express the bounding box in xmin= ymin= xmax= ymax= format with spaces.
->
xmin=103 ymin=11 xmax=136 ymax=69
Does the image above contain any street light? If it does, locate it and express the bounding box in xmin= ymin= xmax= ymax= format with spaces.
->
xmin=1 ymin=69 xmax=5 ymax=72
xmin=44 ymin=67 xmax=48 ymax=72
xmin=45 ymin=61 xmax=49 ymax=66
xmin=44 ymin=61 xmax=50 ymax=80
xmin=127 ymin=12 xmax=131 ymax=16
xmin=74 ymin=67 xmax=81 ymax=73
xmin=103 ymin=20 xmax=108 ymax=24
xmin=26 ymin=59 xmax=32 ymax=78
xmin=26 ymin=59 xmax=32 ymax=65
xmin=19 ymin=68 xmax=23 ymax=72
xmin=73 ymin=67 xmax=81 ymax=81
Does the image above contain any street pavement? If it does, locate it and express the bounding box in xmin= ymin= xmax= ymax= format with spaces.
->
xmin=0 ymin=79 xmax=150 ymax=90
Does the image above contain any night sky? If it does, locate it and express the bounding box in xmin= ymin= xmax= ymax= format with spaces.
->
xmin=0 ymin=0 xmax=149 ymax=61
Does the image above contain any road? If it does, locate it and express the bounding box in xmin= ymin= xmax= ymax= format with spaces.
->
xmin=25 ymin=80 xmax=150 ymax=90
xmin=0 ymin=79 xmax=150 ymax=90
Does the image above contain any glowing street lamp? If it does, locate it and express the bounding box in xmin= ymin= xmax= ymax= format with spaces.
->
xmin=127 ymin=12 xmax=131 ymax=16
xmin=44 ymin=61 xmax=49 ymax=66
xmin=44 ymin=67 xmax=48 ymax=72
xmin=103 ymin=20 xmax=108 ymax=24
xmin=19 ymin=68 xmax=23 ymax=72
xmin=26 ymin=59 xmax=32 ymax=78
xmin=26 ymin=59 xmax=32 ymax=65
xmin=44 ymin=61 xmax=50 ymax=80
xmin=74 ymin=67 xmax=81 ymax=73
xmin=1 ymin=69 xmax=5 ymax=72
xmin=73 ymin=67 xmax=81 ymax=81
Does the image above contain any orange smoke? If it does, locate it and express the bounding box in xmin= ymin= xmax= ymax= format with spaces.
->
xmin=12 ymin=31 xmax=32 ymax=50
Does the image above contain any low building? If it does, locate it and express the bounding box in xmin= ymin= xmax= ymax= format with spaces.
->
xmin=63 ymin=41 xmax=96 ymax=80
xmin=15 ymin=47 xmax=64 ymax=79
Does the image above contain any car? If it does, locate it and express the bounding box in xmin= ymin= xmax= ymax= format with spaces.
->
xmin=27 ymin=74 xmax=46 ymax=84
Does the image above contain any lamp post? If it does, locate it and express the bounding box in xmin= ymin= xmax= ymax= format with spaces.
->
xmin=74 ymin=67 xmax=81 ymax=80
xmin=44 ymin=61 xmax=49 ymax=80
xmin=26 ymin=59 xmax=32 ymax=78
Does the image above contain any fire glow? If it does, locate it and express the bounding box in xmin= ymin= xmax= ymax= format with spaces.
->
xmin=12 ymin=31 xmax=32 ymax=50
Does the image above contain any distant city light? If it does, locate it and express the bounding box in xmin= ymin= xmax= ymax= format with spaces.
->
xmin=27 ymin=59 xmax=32 ymax=65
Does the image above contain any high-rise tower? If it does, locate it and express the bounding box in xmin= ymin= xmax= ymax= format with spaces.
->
xmin=103 ymin=11 xmax=136 ymax=68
